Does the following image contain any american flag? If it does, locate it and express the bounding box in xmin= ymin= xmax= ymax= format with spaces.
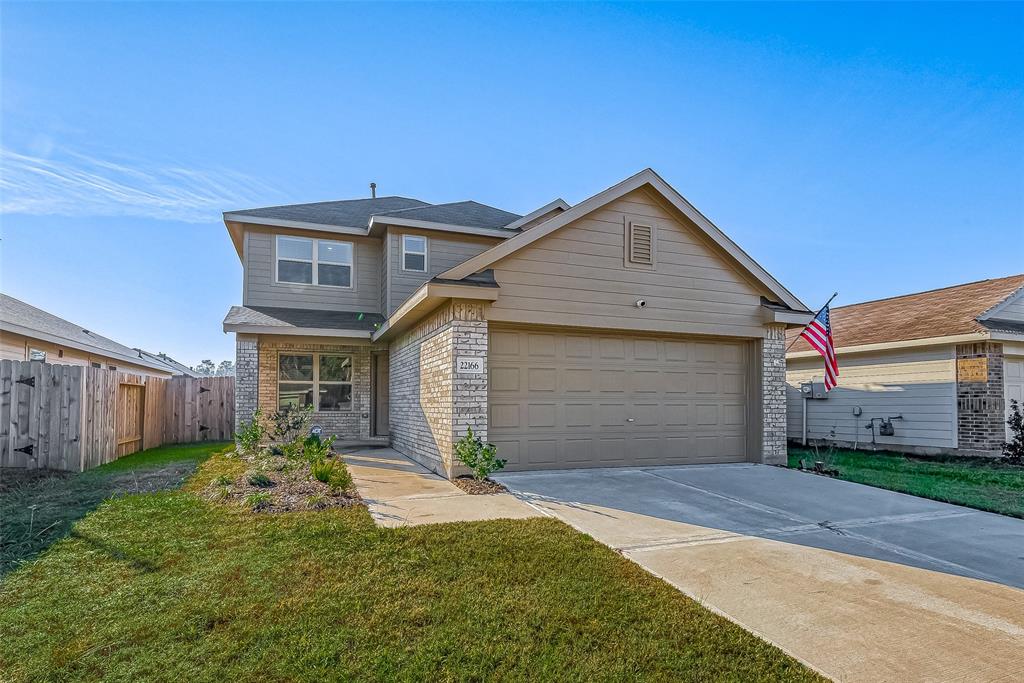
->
xmin=800 ymin=305 xmax=839 ymax=390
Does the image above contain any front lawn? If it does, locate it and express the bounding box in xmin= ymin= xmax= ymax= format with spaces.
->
xmin=0 ymin=446 xmax=821 ymax=682
xmin=1 ymin=442 xmax=229 ymax=576
xmin=788 ymin=446 xmax=1024 ymax=518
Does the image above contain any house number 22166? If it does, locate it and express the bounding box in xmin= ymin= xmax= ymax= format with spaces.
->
xmin=457 ymin=357 xmax=483 ymax=374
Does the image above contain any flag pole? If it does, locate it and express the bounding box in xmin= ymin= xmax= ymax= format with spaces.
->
xmin=785 ymin=291 xmax=838 ymax=353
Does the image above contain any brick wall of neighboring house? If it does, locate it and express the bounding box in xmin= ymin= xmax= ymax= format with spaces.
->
xmin=761 ymin=324 xmax=788 ymax=465
xmin=389 ymin=300 xmax=488 ymax=478
xmin=257 ymin=337 xmax=380 ymax=442
xmin=235 ymin=334 xmax=259 ymax=433
xmin=956 ymin=342 xmax=1005 ymax=453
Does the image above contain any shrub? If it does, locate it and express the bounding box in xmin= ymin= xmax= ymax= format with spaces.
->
xmin=270 ymin=404 xmax=314 ymax=443
xmin=1003 ymin=399 xmax=1024 ymax=465
xmin=246 ymin=471 xmax=273 ymax=488
xmin=235 ymin=409 xmax=264 ymax=456
xmin=245 ymin=492 xmax=272 ymax=510
xmin=304 ymin=435 xmax=336 ymax=463
xmin=454 ymin=426 xmax=506 ymax=481
xmin=310 ymin=458 xmax=353 ymax=492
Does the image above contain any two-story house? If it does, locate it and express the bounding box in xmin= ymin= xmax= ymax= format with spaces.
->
xmin=223 ymin=169 xmax=811 ymax=478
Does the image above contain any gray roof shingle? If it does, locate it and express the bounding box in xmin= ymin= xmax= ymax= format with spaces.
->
xmin=374 ymin=201 xmax=522 ymax=230
xmin=223 ymin=306 xmax=384 ymax=332
xmin=228 ymin=196 xmax=430 ymax=228
xmin=227 ymin=196 xmax=521 ymax=231
xmin=0 ymin=294 xmax=169 ymax=371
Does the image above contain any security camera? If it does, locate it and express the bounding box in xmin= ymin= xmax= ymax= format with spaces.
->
xmin=635 ymin=299 xmax=647 ymax=308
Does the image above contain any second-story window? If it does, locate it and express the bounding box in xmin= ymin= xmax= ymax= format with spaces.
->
xmin=276 ymin=235 xmax=353 ymax=288
xmin=402 ymin=234 xmax=427 ymax=272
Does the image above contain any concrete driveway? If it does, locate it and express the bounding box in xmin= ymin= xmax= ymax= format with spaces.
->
xmin=496 ymin=464 xmax=1024 ymax=683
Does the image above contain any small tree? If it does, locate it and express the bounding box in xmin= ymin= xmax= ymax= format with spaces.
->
xmin=454 ymin=426 xmax=506 ymax=481
xmin=1003 ymin=399 xmax=1024 ymax=465
xmin=270 ymin=404 xmax=314 ymax=443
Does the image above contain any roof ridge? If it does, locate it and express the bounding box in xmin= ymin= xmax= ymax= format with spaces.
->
xmin=372 ymin=200 xmax=473 ymax=217
xmin=832 ymin=273 xmax=1024 ymax=310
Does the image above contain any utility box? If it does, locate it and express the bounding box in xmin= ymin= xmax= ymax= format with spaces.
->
xmin=801 ymin=381 xmax=829 ymax=400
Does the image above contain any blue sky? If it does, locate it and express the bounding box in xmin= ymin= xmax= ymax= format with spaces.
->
xmin=2 ymin=2 xmax=1021 ymax=367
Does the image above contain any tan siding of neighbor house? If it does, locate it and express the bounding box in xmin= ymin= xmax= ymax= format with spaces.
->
xmin=786 ymin=346 xmax=958 ymax=451
xmin=387 ymin=228 xmax=500 ymax=315
xmin=485 ymin=188 xmax=771 ymax=337
xmin=0 ymin=330 xmax=172 ymax=376
xmin=244 ymin=227 xmax=382 ymax=313
xmin=991 ymin=289 xmax=1024 ymax=323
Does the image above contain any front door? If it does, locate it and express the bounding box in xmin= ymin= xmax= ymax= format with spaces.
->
xmin=371 ymin=352 xmax=389 ymax=437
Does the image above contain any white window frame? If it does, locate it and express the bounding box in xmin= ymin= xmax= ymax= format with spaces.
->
xmin=275 ymin=235 xmax=355 ymax=289
xmin=28 ymin=348 xmax=46 ymax=362
xmin=277 ymin=352 xmax=354 ymax=412
xmin=401 ymin=234 xmax=428 ymax=273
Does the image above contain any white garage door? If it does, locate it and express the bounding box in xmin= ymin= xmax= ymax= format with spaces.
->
xmin=1006 ymin=358 xmax=1024 ymax=440
xmin=488 ymin=327 xmax=750 ymax=471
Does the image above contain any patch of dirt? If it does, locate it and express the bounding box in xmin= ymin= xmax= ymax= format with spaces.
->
xmin=205 ymin=451 xmax=363 ymax=513
xmin=452 ymin=476 xmax=507 ymax=495
xmin=0 ymin=468 xmax=73 ymax=493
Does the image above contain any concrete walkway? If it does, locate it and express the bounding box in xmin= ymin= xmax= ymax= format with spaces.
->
xmin=497 ymin=464 xmax=1024 ymax=683
xmin=342 ymin=447 xmax=540 ymax=527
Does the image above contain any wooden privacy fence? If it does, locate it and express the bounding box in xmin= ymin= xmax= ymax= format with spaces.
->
xmin=0 ymin=360 xmax=234 ymax=471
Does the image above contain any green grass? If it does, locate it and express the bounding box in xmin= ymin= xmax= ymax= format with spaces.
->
xmin=1 ymin=442 xmax=229 ymax=576
xmin=0 ymin=449 xmax=821 ymax=682
xmin=788 ymin=447 xmax=1024 ymax=518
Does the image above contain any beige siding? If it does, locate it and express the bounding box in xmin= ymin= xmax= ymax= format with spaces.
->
xmin=786 ymin=347 xmax=957 ymax=450
xmin=0 ymin=330 xmax=173 ymax=377
xmin=388 ymin=229 xmax=500 ymax=314
xmin=244 ymin=228 xmax=382 ymax=312
xmin=486 ymin=188 xmax=771 ymax=337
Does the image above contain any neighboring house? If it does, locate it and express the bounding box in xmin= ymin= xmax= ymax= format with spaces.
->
xmin=223 ymin=168 xmax=812 ymax=478
xmin=0 ymin=294 xmax=174 ymax=377
xmin=134 ymin=349 xmax=201 ymax=377
xmin=786 ymin=275 xmax=1024 ymax=456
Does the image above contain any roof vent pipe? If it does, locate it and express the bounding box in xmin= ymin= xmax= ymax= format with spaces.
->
xmin=370 ymin=182 xmax=377 ymax=199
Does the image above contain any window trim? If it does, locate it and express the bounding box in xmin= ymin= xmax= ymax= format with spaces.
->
xmin=28 ymin=348 xmax=46 ymax=362
xmin=400 ymin=233 xmax=428 ymax=273
xmin=274 ymin=235 xmax=355 ymax=289
xmin=277 ymin=352 xmax=354 ymax=413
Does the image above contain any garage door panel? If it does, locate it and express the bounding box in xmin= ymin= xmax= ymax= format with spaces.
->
xmin=490 ymin=328 xmax=749 ymax=471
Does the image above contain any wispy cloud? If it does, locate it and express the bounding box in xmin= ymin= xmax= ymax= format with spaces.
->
xmin=0 ymin=146 xmax=279 ymax=223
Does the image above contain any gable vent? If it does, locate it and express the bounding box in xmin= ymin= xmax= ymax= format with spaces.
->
xmin=628 ymin=223 xmax=654 ymax=265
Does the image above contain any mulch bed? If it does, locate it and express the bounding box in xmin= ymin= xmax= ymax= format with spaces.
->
xmin=206 ymin=451 xmax=363 ymax=513
xmin=451 ymin=476 xmax=507 ymax=495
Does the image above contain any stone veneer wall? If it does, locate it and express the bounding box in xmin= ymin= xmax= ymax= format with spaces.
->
xmin=761 ymin=324 xmax=788 ymax=465
xmin=235 ymin=334 xmax=259 ymax=433
xmin=257 ymin=338 xmax=376 ymax=441
xmin=956 ymin=342 xmax=1005 ymax=453
xmin=389 ymin=300 xmax=488 ymax=478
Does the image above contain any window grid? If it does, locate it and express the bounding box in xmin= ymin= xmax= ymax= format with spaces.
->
xmin=277 ymin=352 xmax=353 ymax=412
xmin=401 ymin=234 xmax=428 ymax=272
xmin=276 ymin=235 xmax=354 ymax=288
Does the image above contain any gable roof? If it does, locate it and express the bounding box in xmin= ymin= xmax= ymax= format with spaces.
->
xmin=0 ymin=294 xmax=171 ymax=372
xmin=438 ymin=168 xmax=809 ymax=312
xmin=226 ymin=195 xmax=522 ymax=232
xmin=786 ymin=274 xmax=1024 ymax=353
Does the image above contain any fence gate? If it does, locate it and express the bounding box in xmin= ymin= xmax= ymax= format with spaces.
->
xmin=116 ymin=381 xmax=145 ymax=458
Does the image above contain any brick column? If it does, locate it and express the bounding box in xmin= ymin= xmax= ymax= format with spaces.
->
xmin=760 ymin=324 xmax=788 ymax=465
xmin=235 ymin=334 xmax=259 ymax=434
xmin=450 ymin=314 xmax=488 ymax=474
xmin=956 ymin=342 xmax=1005 ymax=453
